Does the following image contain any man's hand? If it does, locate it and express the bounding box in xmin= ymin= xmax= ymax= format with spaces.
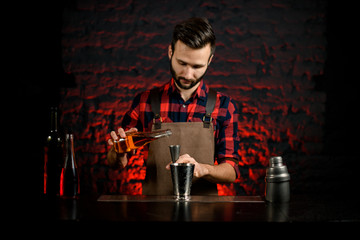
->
xmin=165 ymin=153 xmax=236 ymax=183
xmin=166 ymin=154 xmax=210 ymax=178
xmin=107 ymin=127 xmax=137 ymax=169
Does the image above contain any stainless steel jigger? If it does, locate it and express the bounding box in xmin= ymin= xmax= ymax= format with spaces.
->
xmin=169 ymin=145 xmax=181 ymax=163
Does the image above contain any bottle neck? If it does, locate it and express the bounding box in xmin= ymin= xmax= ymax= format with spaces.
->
xmin=50 ymin=107 xmax=59 ymax=133
xmin=64 ymin=134 xmax=76 ymax=169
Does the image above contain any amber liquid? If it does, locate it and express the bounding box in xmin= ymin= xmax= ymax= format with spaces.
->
xmin=114 ymin=136 xmax=155 ymax=153
xmin=113 ymin=129 xmax=172 ymax=153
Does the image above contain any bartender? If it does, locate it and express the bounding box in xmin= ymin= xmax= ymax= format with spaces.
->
xmin=107 ymin=17 xmax=240 ymax=195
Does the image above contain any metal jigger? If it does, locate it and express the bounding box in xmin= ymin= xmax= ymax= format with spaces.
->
xmin=169 ymin=145 xmax=181 ymax=163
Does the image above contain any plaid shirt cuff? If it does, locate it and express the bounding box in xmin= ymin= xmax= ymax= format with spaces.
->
xmin=218 ymin=158 xmax=240 ymax=179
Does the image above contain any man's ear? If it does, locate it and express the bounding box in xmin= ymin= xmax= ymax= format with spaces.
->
xmin=208 ymin=54 xmax=214 ymax=65
xmin=168 ymin=45 xmax=173 ymax=60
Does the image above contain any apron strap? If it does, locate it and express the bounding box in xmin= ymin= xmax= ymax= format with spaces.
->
xmin=203 ymin=88 xmax=217 ymax=128
xmin=150 ymin=87 xmax=162 ymax=129
xmin=150 ymin=87 xmax=217 ymax=129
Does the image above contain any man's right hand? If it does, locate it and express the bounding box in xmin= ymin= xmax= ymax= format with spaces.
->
xmin=107 ymin=127 xmax=137 ymax=169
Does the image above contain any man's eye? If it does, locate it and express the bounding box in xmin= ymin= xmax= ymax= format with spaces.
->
xmin=179 ymin=62 xmax=186 ymax=66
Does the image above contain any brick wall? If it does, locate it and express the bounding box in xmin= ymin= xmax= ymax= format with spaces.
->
xmin=59 ymin=0 xmax=328 ymax=195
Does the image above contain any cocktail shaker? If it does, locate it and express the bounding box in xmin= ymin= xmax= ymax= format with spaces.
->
xmin=265 ymin=156 xmax=290 ymax=203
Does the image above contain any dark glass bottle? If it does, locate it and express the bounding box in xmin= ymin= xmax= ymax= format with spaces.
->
xmin=60 ymin=133 xmax=80 ymax=198
xmin=44 ymin=107 xmax=63 ymax=199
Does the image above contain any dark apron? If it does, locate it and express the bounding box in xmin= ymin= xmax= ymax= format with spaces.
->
xmin=142 ymin=88 xmax=218 ymax=196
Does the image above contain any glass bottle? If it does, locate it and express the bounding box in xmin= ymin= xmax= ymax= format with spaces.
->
xmin=44 ymin=106 xmax=63 ymax=198
xmin=113 ymin=129 xmax=172 ymax=153
xmin=60 ymin=133 xmax=80 ymax=199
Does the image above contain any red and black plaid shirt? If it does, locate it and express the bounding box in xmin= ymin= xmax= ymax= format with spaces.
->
xmin=121 ymin=78 xmax=240 ymax=177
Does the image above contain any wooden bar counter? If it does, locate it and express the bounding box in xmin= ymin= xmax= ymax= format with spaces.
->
xmin=39 ymin=194 xmax=359 ymax=224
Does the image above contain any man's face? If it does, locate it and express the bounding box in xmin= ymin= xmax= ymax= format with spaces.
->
xmin=169 ymin=40 xmax=213 ymax=90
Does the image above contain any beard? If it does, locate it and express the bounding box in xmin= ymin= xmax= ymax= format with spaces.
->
xmin=169 ymin=58 xmax=208 ymax=90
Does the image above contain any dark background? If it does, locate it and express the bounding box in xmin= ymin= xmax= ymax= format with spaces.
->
xmin=18 ymin=0 xmax=358 ymax=198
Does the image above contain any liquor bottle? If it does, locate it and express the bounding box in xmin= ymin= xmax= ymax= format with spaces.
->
xmin=113 ymin=129 xmax=172 ymax=153
xmin=44 ymin=107 xmax=63 ymax=198
xmin=60 ymin=133 xmax=80 ymax=198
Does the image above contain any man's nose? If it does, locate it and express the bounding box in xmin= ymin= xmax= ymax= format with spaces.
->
xmin=183 ymin=66 xmax=194 ymax=79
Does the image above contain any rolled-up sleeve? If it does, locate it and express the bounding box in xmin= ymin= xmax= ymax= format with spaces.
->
xmin=215 ymin=97 xmax=240 ymax=179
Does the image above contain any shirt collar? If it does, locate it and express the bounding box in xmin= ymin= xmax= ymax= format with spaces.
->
xmin=168 ymin=78 xmax=208 ymax=101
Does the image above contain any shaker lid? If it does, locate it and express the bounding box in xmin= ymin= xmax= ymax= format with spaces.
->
xmin=269 ymin=156 xmax=283 ymax=167
xmin=265 ymin=172 xmax=290 ymax=182
xmin=266 ymin=156 xmax=290 ymax=182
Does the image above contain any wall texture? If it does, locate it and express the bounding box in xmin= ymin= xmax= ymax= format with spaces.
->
xmin=59 ymin=0 xmax=328 ymax=196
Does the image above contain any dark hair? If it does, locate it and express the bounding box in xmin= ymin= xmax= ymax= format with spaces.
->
xmin=171 ymin=17 xmax=216 ymax=57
